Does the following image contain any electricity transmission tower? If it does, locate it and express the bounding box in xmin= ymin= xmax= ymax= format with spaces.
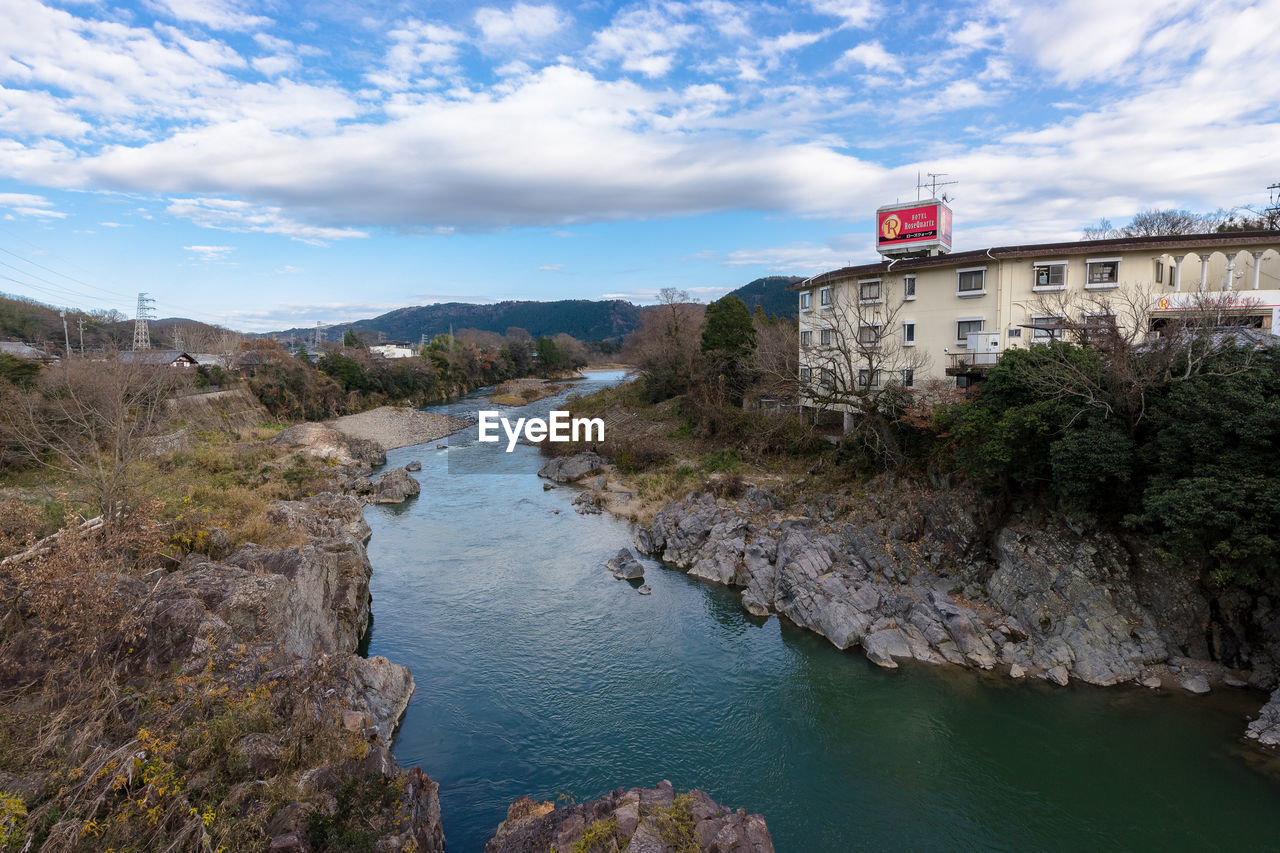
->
xmin=132 ymin=292 xmax=155 ymax=350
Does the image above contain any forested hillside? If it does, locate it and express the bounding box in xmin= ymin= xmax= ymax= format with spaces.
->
xmin=725 ymin=276 xmax=804 ymax=318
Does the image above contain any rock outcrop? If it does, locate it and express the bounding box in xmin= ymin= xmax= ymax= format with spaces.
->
xmin=485 ymin=780 xmax=774 ymax=853
xmin=269 ymin=422 xmax=386 ymax=469
xmin=1247 ymin=688 xmax=1280 ymax=745
xmin=129 ymin=490 xmax=444 ymax=850
xmin=370 ymin=466 xmax=422 ymax=504
xmin=607 ymin=548 xmax=645 ymax=580
xmin=635 ymin=488 xmax=1246 ymax=696
xmin=538 ymin=451 xmax=606 ymax=483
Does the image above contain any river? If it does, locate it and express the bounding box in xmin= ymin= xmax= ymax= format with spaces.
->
xmin=364 ymin=370 xmax=1280 ymax=852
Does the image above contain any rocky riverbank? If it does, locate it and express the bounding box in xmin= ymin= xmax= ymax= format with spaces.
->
xmin=485 ymin=781 xmax=773 ymax=853
xmin=540 ymin=451 xmax=1280 ymax=755
xmin=327 ymin=405 xmax=468 ymax=451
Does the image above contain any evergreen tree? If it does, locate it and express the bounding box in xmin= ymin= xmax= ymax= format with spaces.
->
xmin=700 ymin=295 xmax=757 ymax=405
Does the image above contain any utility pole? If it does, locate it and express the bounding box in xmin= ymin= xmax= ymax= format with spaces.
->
xmin=77 ymin=317 xmax=85 ymax=354
xmin=60 ymin=309 xmax=71 ymax=356
xmin=133 ymin=292 xmax=155 ymax=350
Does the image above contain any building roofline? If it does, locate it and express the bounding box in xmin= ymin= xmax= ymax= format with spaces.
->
xmin=791 ymin=230 xmax=1280 ymax=289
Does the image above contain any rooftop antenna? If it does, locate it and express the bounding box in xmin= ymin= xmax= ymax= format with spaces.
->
xmin=917 ymin=172 xmax=958 ymax=203
xmin=132 ymin=292 xmax=155 ymax=350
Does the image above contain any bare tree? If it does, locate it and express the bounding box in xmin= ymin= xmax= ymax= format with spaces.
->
xmin=751 ymin=309 xmax=799 ymax=400
xmin=0 ymin=357 xmax=182 ymax=525
xmin=622 ymin=289 xmax=705 ymax=398
xmin=1016 ymin=285 xmax=1263 ymax=432
xmin=1082 ymin=207 xmax=1226 ymax=240
xmin=801 ymin=278 xmax=930 ymax=464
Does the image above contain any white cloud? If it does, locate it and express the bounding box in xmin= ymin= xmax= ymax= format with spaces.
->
xmin=589 ymin=5 xmax=697 ymax=78
xmin=167 ymin=198 xmax=368 ymax=244
xmin=0 ymin=192 xmax=65 ymax=218
xmin=839 ymin=41 xmax=901 ymax=73
xmin=368 ymin=19 xmax=465 ymax=90
xmin=599 ymin=285 xmax=730 ymax=302
xmin=183 ymin=243 xmax=234 ymax=261
xmin=539 ymin=263 xmax=565 ymax=271
xmin=809 ymin=0 xmax=878 ymax=28
xmin=723 ymin=242 xmax=860 ymax=272
xmin=475 ymin=4 xmax=567 ymax=48
xmin=148 ymin=0 xmax=269 ymax=31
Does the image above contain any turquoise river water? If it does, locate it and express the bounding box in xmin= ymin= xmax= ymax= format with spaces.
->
xmin=363 ymin=371 xmax=1280 ymax=852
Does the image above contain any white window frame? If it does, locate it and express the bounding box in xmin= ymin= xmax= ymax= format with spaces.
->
xmin=857 ymin=323 xmax=882 ymax=348
xmin=858 ymin=279 xmax=882 ymax=304
xmin=902 ymin=322 xmax=915 ymax=346
xmin=1085 ymin=257 xmax=1121 ymax=288
xmin=1154 ymin=259 xmax=1164 ymax=284
xmin=820 ymin=327 xmax=833 ymax=347
xmin=857 ymin=368 xmax=881 ymax=388
xmin=903 ymin=275 xmax=916 ymax=300
xmin=1030 ymin=314 xmax=1066 ymax=344
xmin=800 ymin=329 xmax=812 ymax=348
xmin=956 ymin=317 xmax=985 ymax=344
xmin=819 ymin=286 xmax=832 ymax=308
xmin=799 ymin=365 xmax=812 ymax=384
xmin=956 ymin=266 xmax=986 ymax=297
xmin=819 ymin=367 xmax=833 ymax=389
xmin=1032 ymin=260 xmax=1067 ymax=292
xmin=800 ymin=290 xmax=812 ymax=312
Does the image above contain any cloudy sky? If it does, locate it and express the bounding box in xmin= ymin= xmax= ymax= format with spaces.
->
xmin=0 ymin=0 xmax=1277 ymax=331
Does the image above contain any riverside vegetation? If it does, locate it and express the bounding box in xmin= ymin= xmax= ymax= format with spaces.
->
xmin=540 ymin=291 xmax=1280 ymax=751
xmin=0 ymin=350 xmax=772 ymax=851
xmin=0 ymin=366 xmax=450 ymax=851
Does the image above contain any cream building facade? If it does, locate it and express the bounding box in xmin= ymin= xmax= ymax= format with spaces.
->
xmin=792 ymin=231 xmax=1280 ymax=399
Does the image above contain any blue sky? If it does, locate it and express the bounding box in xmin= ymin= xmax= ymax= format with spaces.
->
xmin=1 ymin=0 xmax=1278 ymax=331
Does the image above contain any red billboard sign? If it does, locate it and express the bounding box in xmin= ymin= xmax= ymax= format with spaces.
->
xmin=876 ymin=201 xmax=952 ymax=253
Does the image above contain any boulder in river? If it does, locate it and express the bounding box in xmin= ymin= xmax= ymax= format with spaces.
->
xmin=370 ymin=467 xmax=421 ymax=504
xmin=607 ymin=548 xmax=645 ymax=580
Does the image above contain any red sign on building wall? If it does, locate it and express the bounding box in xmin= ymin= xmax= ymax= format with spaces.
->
xmin=876 ymin=200 xmax=953 ymax=255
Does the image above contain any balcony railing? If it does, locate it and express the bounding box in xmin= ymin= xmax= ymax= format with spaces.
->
xmin=945 ymin=351 xmax=1000 ymax=375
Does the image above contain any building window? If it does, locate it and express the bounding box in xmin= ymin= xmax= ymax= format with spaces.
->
xmin=800 ymin=291 xmax=811 ymax=311
xmin=1155 ymin=260 xmax=1164 ymax=284
xmin=819 ymin=368 xmax=833 ymax=389
xmin=820 ymin=286 xmax=832 ymax=308
xmin=1081 ymin=312 xmax=1117 ymax=341
xmin=857 ymin=324 xmax=882 ymax=347
xmin=799 ymin=365 xmax=811 ymax=384
xmin=957 ymin=267 xmax=986 ymax=296
xmin=820 ymin=328 xmax=833 ymax=347
xmin=1086 ymin=258 xmax=1120 ymax=287
xmin=902 ymin=322 xmax=915 ymax=345
xmin=858 ymin=368 xmax=881 ymax=388
xmin=1033 ymin=261 xmax=1066 ymax=290
xmin=1030 ymin=314 xmax=1066 ymax=344
xmin=900 ymin=368 xmax=914 ymax=388
xmin=956 ymin=318 xmax=984 ymax=343
xmin=800 ymin=329 xmax=812 ymax=348
xmin=903 ymin=275 xmax=916 ymax=300
xmin=859 ymin=280 xmax=881 ymax=302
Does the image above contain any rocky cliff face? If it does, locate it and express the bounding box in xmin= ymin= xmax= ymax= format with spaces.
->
xmin=634 ymin=483 xmax=1280 ymax=724
xmin=485 ymin=780 xmax=774 ymax=853
xmin=128 ymin=488 xmax=445 ymax=852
